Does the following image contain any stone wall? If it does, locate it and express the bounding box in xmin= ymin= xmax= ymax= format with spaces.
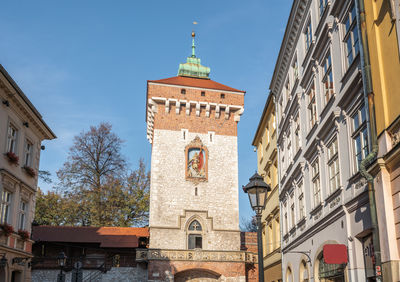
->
xmin=149 ymin=129 xmax=240 ymax=251
xmin=32 ymin=266 xmax=147 ymax=282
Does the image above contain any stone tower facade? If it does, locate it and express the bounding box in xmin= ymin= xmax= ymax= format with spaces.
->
xmin=142 ymin=33 xmax=257 ymax=281
xmin=147 ymin=75 xmax=244 ymax=251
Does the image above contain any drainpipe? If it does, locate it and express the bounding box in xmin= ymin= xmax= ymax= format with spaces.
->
xmin=355 ymin=0 xmax=383 ymax=281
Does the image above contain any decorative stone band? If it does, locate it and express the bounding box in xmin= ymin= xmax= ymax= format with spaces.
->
xmin=136 ymin=248 xmax=257 ymax=264
xmin=146 ymin=97 xmax=244 ymax=143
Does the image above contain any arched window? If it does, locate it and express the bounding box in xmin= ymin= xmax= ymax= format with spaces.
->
xmin=286 ymin=266 xmax=293 ymax=282
xmin=189 ymin=220 xmax=202 ymax=231
xmin=318 ymin=254 xmax=344 ymax=281
xmin=300 ymin=260 xmax=309 ymax=282
xmin=188 ymin=220 xmax=202 ymax=249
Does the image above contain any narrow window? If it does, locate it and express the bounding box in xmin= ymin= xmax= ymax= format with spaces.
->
xmin=220 ymin=93 xmax=225 ymax=99
xmin=201 ymin=91 xmax=205 ymax=96
xmin=285 ymin=78 xmax=290 ymax=104
xmin=328 ymin=138 xmax=340 ymax=192
xmin=19 ymin=200 xmax=27 ymax=230
xmin=319 ymin=0 xmax=328 ymax=18
xmin=292 ymin=54 xmax=299 ymax=80
xmin=312 ymin=159 xmax=321 ymax=207
xmin=283 ymin=201 xmax=288 ymax=234
xmin=307 ymin=82 xmax=317 ymax=129
xmin=7 ymin=124 xmax=18 ymax=153
xmin=181 ymin=89 xmax=186 ymax=94
xmin=343 ymin=4 xmax=359 ymax=66
xmin=182 ymin=129 xmax=188 ymax=140
xmin=195 ymin=187 xmax=198 ymax=196
xmin=24 ymin=140 xmax=33 ymax=167
xmin=352 ymin=104 xmax=368 ymax=171
xmin=305 ymin=19 xmax=313 ymax=51
xmin=322 ymin=52 xmax=334 ymax=104
xmin=290 ymin=193 xmax=295 ymax=228
xmin=0 ymin=190 xmax=12 ymax=224
xmin=298 ymin=181 xmax=305 ymax=220
xmin=294 ymin=114 xmax=300 ymax=153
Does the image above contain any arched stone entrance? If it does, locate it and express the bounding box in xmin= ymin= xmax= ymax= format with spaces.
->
xmin=174 ymin=269 xmax=221 ymax=282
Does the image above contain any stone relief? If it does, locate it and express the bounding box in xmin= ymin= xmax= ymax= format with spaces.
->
xmin=136 ymin=249 xmax=257 ymax=263
xmin=389 ymin=121 xmax=400 ymax=147
xmin=329 ymin=196 xmax=341 ymax=208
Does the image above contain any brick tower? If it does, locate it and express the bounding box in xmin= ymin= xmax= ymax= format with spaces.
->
xmin=143 ymin=32 xmax=256 ymax=281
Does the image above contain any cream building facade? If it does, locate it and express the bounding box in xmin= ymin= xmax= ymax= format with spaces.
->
xmin=0 ymin=65 xmax=55 ymax=281
xmin=270 ymin=0 xmax=377 ymax=281
xmin=252 ymin=94 xmax=281 ymax=282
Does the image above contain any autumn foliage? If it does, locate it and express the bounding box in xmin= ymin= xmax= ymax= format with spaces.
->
xmin=35 ymin=123 xmax=150 ymax=227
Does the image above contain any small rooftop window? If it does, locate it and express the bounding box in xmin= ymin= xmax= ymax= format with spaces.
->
xmin=220 ymin=93 xmax=225 ymax=99
xmin=181 ymin=89 xmax=186 ymax=94
xmin=201 ymin=91 xmax=205 ymax=96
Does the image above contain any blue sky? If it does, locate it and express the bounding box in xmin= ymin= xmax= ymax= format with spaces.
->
xmin=0 ymin=0 xmax=292 ymax=225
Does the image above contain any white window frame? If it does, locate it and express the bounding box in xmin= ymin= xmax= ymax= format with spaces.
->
xmin=19 ymin=200 xmax=28 ymax=230
xmin=307 ymin=82 xmax=317 ymax=130
xmin=24 ymin=139 xmax=34 ymax=167
xmin=294 ymin=113 xmax=301 ymax=154
xmin=292 ymin=53 xmax=299 ymax=81
xmin=327 ymin=137 xmax=341 ymax=193
xmin=304 ymin=18 xmax=313 ymax=51
xmin=0 ymin=190 xmax=12 ymax=224
xmin=311 ymin=158 xmax=321 ymax=207
xmin=322 ymin=51 xmax=334 ymax=105
xmin=6 ymin=123 xmax=18 ymax=154
xmin=290 ymin=192 xmax=295 ymax=229
xmin=319 ymin=0 xmax=328 ymax=18
xmin=351 ymin=104 xmax=368 ymax=172
xmin=298 ymin=181 xmax=305 ymax=220
xmin=343 ymin=3 xmax=359 ymax=67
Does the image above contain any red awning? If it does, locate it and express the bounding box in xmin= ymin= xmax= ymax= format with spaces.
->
xmin=323 ymin=244 xmax=348 ymax=264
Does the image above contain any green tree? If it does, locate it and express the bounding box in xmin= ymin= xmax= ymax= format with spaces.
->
xmin=37 ymin=123 xmax=151 ymax=227
xmin=34 ymin=188 xmax=77 ymax=225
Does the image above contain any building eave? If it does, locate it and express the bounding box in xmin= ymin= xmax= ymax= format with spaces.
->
xmin=0 ymin=64 xmax=56 ymax=140
xmin=269 ymin=0 xmax=309 ymax=96
xmin=252 ymin=93 xmax=275 ymax=146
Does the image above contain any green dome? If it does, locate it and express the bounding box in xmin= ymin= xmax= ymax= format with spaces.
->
xmin=177 ymin=32 xmax=210 ymax=79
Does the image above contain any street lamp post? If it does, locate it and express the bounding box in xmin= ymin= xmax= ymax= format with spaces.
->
xmin=243 ymin=172 xmax=271 ymax=282
xmin=57 ymin=252 xmax=67 ymax=282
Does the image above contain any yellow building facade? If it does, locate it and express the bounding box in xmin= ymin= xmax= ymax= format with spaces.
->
xmin=252 ymin=94 xmax=281 ymax=282
xmin=364 ymin=0 xmax=400 ymax=280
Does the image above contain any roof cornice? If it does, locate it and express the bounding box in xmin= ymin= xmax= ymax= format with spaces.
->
xmin=0 ymin=65 xmax=56 ymax=140
xmin=252 ymin=93 xmax=275 ymax=146
xmin=269 ymin=0 xmax=309 ymax=96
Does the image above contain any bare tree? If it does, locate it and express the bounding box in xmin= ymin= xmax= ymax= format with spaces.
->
xmin=57 ymin=123 xmax=127 ymax=226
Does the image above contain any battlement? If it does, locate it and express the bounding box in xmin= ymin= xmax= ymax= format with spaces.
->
xmin=146 ymin=78 xmax=244 ymax=143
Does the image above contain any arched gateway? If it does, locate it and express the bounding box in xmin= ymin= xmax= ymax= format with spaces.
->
xmin=174 ymin=269 xmax=221 ymax=282
xmin=140 ymin=31 xmax=258 ymax=281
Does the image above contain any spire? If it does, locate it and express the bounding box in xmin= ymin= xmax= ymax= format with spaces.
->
xmin=191 ymin=31 xmax=196 ymax=58
xmin=178 ymin=30 xmax=210 ymax=79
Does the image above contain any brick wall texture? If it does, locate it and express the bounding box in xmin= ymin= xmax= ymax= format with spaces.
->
xmin=147 ymin=83 xmax=244 ymax=136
